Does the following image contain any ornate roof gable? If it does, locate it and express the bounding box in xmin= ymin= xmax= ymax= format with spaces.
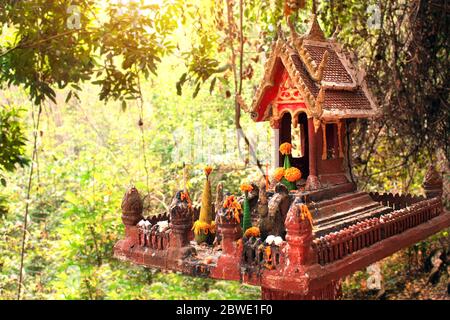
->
xmin=244 ymin=15 xmax=379 ymax=126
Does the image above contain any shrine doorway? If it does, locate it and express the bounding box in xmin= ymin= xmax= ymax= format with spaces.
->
xmin=279 ymin=112 xmax=309 ymax=179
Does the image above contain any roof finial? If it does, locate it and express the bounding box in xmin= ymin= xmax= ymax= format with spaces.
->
xmin=305 ymin=14 xmax=326 ymax=41
xmin=312 ymin=0 xmax=317 ymax=14
xmin=275 ymin=22 xmax=284 ymax=41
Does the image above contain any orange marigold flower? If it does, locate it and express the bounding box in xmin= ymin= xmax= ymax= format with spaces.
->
xmin=240 ymin=183 xmax=253 ymax=193
xmin=285 ymin=167 xmax=302 ymax=182
xmin=234 ymin=209 xmax=241 ymax=224
xmin=273 ymin=167 xmax=285 ymax=181
xmin=223 ymin=195 xmax=242 ymax=223
xmin=264 ymin=246 xmax=273 ymax=270
xmin=223 ymin=195 xmax=236 ymax=208
xmin=244 ymin=226 xmax=260 ymax=238
xmin=204 ymin=165 xmax=213 ymax=176
xmin=279 ymin=142 xmax=292 ymax=155
xmin=180 ymin=191 xmax=192 ymax=207
xmin=300 ymin=204 xmax=314 ymax=227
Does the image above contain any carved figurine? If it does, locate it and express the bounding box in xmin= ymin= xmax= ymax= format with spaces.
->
xmin=255 ymin=178 xmax=268 ymax=226
xmin=422 ymin=165 xmax=443 ymax=199
xmin=169 ymin=190 xmax=191 ymax=221
xmin=259 ymin=183 xmax=290 ymax=239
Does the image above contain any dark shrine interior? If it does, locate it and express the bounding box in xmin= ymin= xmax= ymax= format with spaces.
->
xmin=279 ymin=112 xmax=309 ymax=179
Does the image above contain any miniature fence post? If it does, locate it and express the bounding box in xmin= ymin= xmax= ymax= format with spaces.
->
xmin=261 ymin=196 xmax=341 ymax=300
xmin=121 ymin=186 xmax=144 ymax=231
xmin=168 ymin=192 xmax=192 ymax=249
xmin=210 ymin=219 xmax=243 ymax=280
xmin=165 ymin=191 xmax=196 ymax=271
xmin=283 ymin=198 xmax=315 ymax=266
xmin=422 ymin=165 xmax=443 ymax=199
xmin=114 ymin=187 xmax=144 ymax=259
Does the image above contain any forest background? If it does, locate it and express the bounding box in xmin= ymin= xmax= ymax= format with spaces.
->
xmin=0 ymin=0 xmax=448 ymax=299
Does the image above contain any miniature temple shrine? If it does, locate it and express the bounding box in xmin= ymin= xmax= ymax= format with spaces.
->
xmin=114 ymin=15 xmax=450 ymax=300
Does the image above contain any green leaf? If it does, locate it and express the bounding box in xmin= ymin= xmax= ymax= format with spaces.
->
xmin=209 ymin=77 xmax=217 ymax=94
xmin=192 ymin=82 xmax=201 ymax=98
xmin=65 ymin=90 xmax=73 ymax=104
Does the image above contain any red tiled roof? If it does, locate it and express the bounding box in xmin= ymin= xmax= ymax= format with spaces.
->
xmin=248 ymin=15 xmax=378 ymax=120
xmin=324 ymin=88 xmax=372 ymax=111
xmin=290 ymin=54 xmax=319 ymax=96
xmin=304 ymin=45 xmax=353 ymax=84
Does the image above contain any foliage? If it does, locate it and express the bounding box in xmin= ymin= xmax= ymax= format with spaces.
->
xmin=0 ymin=56 xmax=264 ymax=299
xmin=0 ymin=0 xmax=448 ymax=300
xmin=0 ymin=106 xmax=29 ymax=187
xmin=318 ymin=0 xmax=449 ymax=189
xmin=342 ymin=229 xmax=450 ymax=300
xmin=0 ymin=0 xmax=187 ymax=107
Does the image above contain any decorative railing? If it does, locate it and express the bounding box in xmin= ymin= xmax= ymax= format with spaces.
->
xmin=137 ymin=204 xmax=202 ymax=249
xmin=314 ymin=218 xmax=381 ymax=265
xmin=380 ymin=197 xmax=441 ymax=238
xmin=369 ymin=192 xmax=425 ymax=210
xmin=146 ymin=207 xmax=201 ymax=222
xmin=138 ymin=221 xmax=170 ymax=250
xmin=145 ymin=212 xmax=169 ymax=224
xmin=242 ymin=237 xmax=283 ymax=270
xmin=313 ymin=197 xmax=442 ymax=265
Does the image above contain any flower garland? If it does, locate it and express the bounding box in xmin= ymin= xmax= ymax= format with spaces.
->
xmin=244 ymin=226 xmax=260 ymax=238
xmin=223 ymin=195 xmax=242 ymax=223
xmin=273 ymin=142 xmax=302 ymax=191
xmin=192 ymin=220 xmax=216 ymax=235
xmin=285 ymin=167 xmax=302 ymax=182
xmin=300 ymin=203 xmax=314 ymax=227
xmin=273 ymin=167 xmax=285 ymax=182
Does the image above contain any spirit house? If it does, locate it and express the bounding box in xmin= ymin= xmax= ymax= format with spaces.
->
xmin=114 ymin=15 xmax=449 ymax=300
xmin=249 ymin=15 xmax=377 ymax=192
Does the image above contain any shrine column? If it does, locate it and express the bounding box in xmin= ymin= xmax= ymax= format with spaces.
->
xmin=271 ymin=118 xmax=281 ymax=169
xmin=306 ymin=117 xmax=320 ymax=190
xmin=272 ymin=128 xmax=280 ymax=168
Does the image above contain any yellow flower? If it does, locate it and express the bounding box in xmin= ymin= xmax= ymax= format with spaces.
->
xmin=279 ymin=142 xmax=292 ymax=155
xmin=210 ymin=220 xmax=216 ymax=233
xmin=240 ymin=183 xmax=253 ymax=193
xmin=285 ymin=167 xmax=302 ymax=182
xmin=204 ymin=165 xmax=213 ymax=177
xmin=273 ymin=167 xmax=285 ymax=181
xmin=192 ymin=220 xmax=215 ymax=235
xmin=244 ymin=226 xmax=260 ymax=238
